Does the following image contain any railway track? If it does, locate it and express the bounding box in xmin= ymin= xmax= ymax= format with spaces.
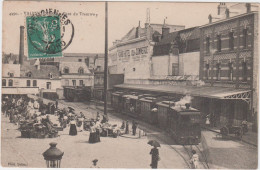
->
xmin=183 ymin=144 xmax=210 ymax=169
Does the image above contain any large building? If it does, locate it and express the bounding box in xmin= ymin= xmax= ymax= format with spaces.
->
xmin=112 ymin=3 xmax=258 ymax=131
xmin=109 ymin=21 xmax=185 ymax=84
xmin=199 ymin=3 xmax=258 ymax=128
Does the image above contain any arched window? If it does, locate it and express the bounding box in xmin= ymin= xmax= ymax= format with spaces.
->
xmin=78 ymin=67 xmax=84 ymax=74
xmin=2 ymin=79 xmax=6 ymax=86
xmin=8 ymin=79 xmax=13 ymax=87
xmin=48 ymin=73 xmax=53 ymax=79
xmin=64 ymin=67 xmax=69 ymax=74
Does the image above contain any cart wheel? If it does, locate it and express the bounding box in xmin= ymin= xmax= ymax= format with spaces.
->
xmin=220 ymin=126 xmax=229 ymax=138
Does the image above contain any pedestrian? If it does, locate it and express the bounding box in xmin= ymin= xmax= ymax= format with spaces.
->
xmin=132 ymin=121 xmax=137 ymax=136
xmin=205 ymin=114 xmax=210 ymax=127
xmin=89 ymin=122 xmax=97 ymax=143
xmin=150 ymin=146 xmax=160 ymax=169
xmin=90 ymin=159 xmax=100 ymax=168
xmin=55 ymin=99 xmax=58 ymax=109
xmin=120 ymin=121 xmax=125 ymax=129
xmin=190 ymin=150 xmax=199 ymax=169
xmin=69 ymin=118 xmax=77 ymax=136
xmin=96 ymin=112 xmax=101 ymax=121
xmin=125 ymin=120 xmax=129 ymax=134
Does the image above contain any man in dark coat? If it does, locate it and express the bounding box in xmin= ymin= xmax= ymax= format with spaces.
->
xmin=132 ymin=121 xmax=137 ymax=136
xmin=150 ymin=146 xmax=159 ymax=169
xmin=125 ymin=120 xmax=129 ymax=134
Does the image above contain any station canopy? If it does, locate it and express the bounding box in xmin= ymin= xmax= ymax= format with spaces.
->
xmin=114 ymin=84 xmax=251 ymax=103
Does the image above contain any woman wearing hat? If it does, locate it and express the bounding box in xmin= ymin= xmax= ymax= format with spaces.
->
xmin=69 ymin=118 xmax=77 ymax=136
xmin=89 ymin=122 xmax=96 ymax=143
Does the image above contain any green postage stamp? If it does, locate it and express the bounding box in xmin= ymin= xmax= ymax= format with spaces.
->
xmin=26 ymin=15 xmax=62 ymax=58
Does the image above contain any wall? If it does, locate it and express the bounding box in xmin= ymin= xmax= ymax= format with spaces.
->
xmin=152 ymin=55 xmax=178 ymax=76
xmin=179 ymin=51 xmax=200 ymax=76
xmin=2 ymin=64 xmax=20 ymax=77
xmin=109 ymin=39 xmax=153 ymax=81
xmin=61 ymin=75 xmax=94 ymax=87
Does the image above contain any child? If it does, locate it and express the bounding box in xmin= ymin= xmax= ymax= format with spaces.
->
xmin=190 ymin=150 xmax=199 ymax=169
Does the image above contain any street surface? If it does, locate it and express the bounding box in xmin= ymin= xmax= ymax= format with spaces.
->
xmin=1 ymin=98 xmax=190 ymax=169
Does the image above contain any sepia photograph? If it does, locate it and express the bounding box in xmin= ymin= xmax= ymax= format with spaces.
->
xmin=1 ymin=1 xmax=259 ymax=169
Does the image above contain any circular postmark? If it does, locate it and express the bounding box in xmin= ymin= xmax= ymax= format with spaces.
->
xmin=26 ymin=9 xmax=74 ymax=55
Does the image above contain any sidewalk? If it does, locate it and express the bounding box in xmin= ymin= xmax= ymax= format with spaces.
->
xmin=201 ymin=130 xmax=257 ymax=169
xmin=202 ymin=125 xmax=257 ymax=147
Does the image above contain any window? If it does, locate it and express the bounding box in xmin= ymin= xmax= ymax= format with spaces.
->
xmin=9 ymin=73 xmax=14 ymax=77
xmin=8 ymin=79 xmax=13 ymax=87
xmin=133 ymin=68 xmax=136 ymax=72
xmin=79 ymin=80 xmax=84 ymax=86
xmin=46 ymin=82 xmax=51 ymax=89
xmin=78 ymin=59 xmax=82 ymax=62
xmin=78 ymin=68 xmax=84 ymax=74
xmin=242 ymin=61 xmax=247 ymax=82
xmin=72 ymin=80 xmax=76 ymax=86
xmin=243 ymin=28 xmax=248 ymax=49
xmin=229 ymin=32 xmax=234 ymax=51
xmin=48 ymin=73 xmax=53 ymax=79
xmin=2 ymin=79 xmax=6 ymax=86
xmin=27 ymin=72 xmax=32 ymax=77
xmin=216 ymin=63 xmax=221 ymax=80
xmin=172 ymin=63 xmax=178 ymax=76
xmin=85 ymin=58 xmax=89 ymax=67
xmin=27 ymin=80 xmax=31 ymax=87
xmin=217 ymin=34 xmax=222 ymax=52
xmin=205 ymin=63 xmax=210 ymax=80
xmin=228 ymin=62 xmax=233 ymax=81
xmin=64 ymin=67 xmax=69 ymax=74
xmin=33 ymin=80 xmax=37 ymax=87
xmin=206 ymin=37 xmax=210 ymax=54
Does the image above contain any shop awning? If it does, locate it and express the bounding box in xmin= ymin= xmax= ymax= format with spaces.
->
xmin=114 ymin=84 xmax=251 ymax=103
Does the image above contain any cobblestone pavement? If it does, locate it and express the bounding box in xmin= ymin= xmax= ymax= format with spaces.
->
xmin=1 ymin=99 xmax=189 ymax=169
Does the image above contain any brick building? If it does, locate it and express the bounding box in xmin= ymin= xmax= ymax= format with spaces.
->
xmin=199 ymin=3 xmax=258 ymax=128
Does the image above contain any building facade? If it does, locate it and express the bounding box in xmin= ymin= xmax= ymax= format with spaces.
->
xmin=199 ymin=6 xmax=258 ymax=128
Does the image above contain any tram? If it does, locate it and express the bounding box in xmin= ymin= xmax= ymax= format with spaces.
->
xmin=63 ymin=86 xmax=92 ymax=102
xmin=169 ymin=103 xmax=201 ymax=145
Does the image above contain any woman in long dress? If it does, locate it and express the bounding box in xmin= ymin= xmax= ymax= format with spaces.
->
xmin=89 ymin=122 xmax=96 ymax=143
xmin=95 ymin=121 xmax=101 ymax=142
xmin=69 ymin=119 xmax=77 ymax=136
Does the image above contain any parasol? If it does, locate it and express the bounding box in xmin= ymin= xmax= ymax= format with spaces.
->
xmin=148 ymin=140 xmax=161 ymax=147
xmin=68 ymin=107 xmax=75 ymax=111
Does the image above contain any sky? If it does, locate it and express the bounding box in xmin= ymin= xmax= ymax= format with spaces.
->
xmin=2 ymin=2 xmax=236 ymax=54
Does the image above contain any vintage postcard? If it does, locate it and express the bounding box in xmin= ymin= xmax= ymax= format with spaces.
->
xmin=1 ymin=1 xmax=259 ymax=169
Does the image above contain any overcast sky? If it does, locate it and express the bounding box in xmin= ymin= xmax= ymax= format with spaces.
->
xmin=3 ymin=2 xmax=235 ymax=54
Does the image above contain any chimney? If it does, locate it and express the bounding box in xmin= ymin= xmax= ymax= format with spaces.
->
xmin=225 ymin=8 xmax=230 ymax=19
xmin=217 ymin=3 xmax=227 ymax=15
xmin=162 ymin=19 xmax=170 ymax=39
xmin=19 ymin=26 xmax=25 ymax=65
xmin=135 ymin=21 xmax=141 ymax=38
xmin=246 ymin=3 xmax=251 ymax=13
xmin=208 ymin=14 xmax=212 ymax=23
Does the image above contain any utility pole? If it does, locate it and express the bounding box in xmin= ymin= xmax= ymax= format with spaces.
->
xmin=104 ymin=1 xmax=108 ymax=115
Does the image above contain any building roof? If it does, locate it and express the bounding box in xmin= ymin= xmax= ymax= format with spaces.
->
xmin=59 ymin=62 xmax=92 ymax=74
xmin=20 ymin=63 xmax=60 ymax=79
xmin=63 ymin=53 xmax=104 ymax=58
xmin=156 ymin=32 xmax=179 ymax=45
xmin=114 ymin=84 xmax=251 ymax=100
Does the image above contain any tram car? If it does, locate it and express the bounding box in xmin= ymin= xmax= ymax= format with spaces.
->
xmin=111 ymin=91 xmax=125 ymax=113
xmin=64 ymin=86 xmax=92 ymax=102
xmin=169 ymin=103 xmax=201 ymax=145
xmin=139 ymin=95 xmax=160 ymax=124
xmin=156 ymin=100 xmax=176 ymax=130
xmin=121 ymin=92 xmax=142 ymax=117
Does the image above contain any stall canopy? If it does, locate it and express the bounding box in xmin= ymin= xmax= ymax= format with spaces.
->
xmin=114 ymin=84 xmax=251 ymax=104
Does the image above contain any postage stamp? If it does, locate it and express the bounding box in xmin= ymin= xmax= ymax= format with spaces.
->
xmin=26 ymin=10 xmax=74 ymax=59
xmin=26 ymin=15 xmax=62 ymax=58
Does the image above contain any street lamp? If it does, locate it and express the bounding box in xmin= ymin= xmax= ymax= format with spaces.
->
xmin=43 ymin=142 xmax=64 ymax=168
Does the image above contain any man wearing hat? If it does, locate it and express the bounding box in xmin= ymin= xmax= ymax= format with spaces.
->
xmin=90 ymin=159 xmax=100 ymax=168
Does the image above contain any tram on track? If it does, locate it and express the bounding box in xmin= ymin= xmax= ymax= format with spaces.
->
xmin=169 ymin=104 xmax=201 ymax=145
xmin=63 ymin=86 xmax=92 ymax=102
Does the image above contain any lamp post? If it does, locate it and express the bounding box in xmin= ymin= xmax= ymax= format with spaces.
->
xmin=43 ymin=142 xmax=64 ymax=168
